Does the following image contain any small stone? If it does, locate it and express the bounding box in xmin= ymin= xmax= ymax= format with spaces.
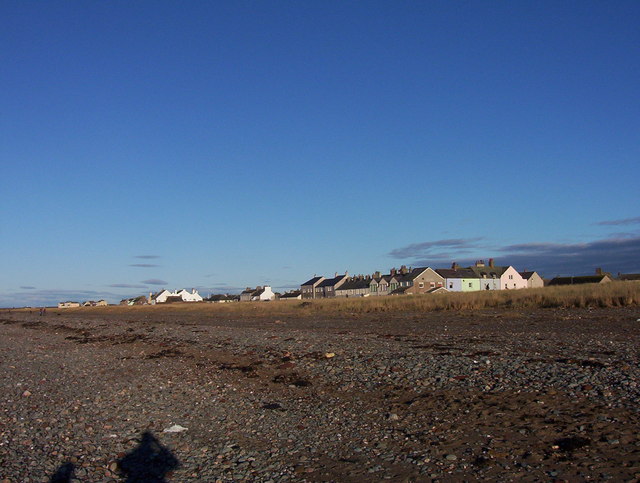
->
xmin=163 ymin=424 xmax=188 ymax=433
xmin=22 ymin=390 xmax=32 ymax=397
xmin=325 ymin=352 xmax=335 ymax=358
xmin=387 ymin=413 xmax=399 ymax=421
xmin=445 ymin=454 xmax=457 ymax=461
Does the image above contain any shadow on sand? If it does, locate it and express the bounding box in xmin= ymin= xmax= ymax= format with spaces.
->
xmin=49 ymin=462 xmax=74 ymax=483
xmin=49 ymin=431 xmax=179 ymax=483
xmin=118 ymin=431 xmax=180 ymax=482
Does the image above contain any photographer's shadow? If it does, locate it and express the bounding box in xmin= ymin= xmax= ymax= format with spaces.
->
xmin=49 ymin=431 xmax=179 ymax=482
xmin=117 ymin=431 xmax=180 ymax=482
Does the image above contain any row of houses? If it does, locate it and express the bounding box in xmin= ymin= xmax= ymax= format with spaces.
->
xmin=301 ymin=260 xmax=544 ymax=299
xmin=120 ymin=288 xmax=204 ymax=305
xmin=58 ymin=300 xmax=108 ymax=308
xmin=56 ymin=267 xmax=638 ymax=308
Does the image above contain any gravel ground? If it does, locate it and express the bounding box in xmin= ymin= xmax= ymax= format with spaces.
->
xmin=1 ymin=306 xmax=639 ymax=482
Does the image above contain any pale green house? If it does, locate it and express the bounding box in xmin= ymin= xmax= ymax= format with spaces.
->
xmin=435 ymin=267 xmax=481 ymax=292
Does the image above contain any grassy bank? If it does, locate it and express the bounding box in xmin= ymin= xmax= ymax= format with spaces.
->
xmin=300 ymin=281 xmax=639 ymax=313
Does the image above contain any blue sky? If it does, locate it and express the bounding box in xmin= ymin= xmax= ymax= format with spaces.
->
xmin=1 ymin=1 xmax=639 ymax=307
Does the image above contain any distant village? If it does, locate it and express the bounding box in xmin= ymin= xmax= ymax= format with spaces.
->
xmin=57 ymin=259 xmax=640 ymax=307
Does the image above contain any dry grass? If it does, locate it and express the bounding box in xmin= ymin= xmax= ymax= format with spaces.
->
xmin=33 ymin=281 xmax=640 ymax=317
xmin=284 ymin=281 xmax=639 ymax=314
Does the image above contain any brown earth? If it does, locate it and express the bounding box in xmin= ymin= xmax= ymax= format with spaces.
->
xmin=0 ymin=305 xmax=639 ymax=482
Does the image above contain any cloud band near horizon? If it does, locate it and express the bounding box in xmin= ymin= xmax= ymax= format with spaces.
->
xmin=389 ymin=235 xmax=640 ymax=277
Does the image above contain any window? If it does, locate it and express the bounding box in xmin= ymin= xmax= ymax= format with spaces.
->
xmin=430 ymin=282 xmax=435 ymax=288
xmin=469 ymin=282 xmax=472 ymax=287
xmin=509 ymin=275 xmax=513 ymax=280
xmin=419 ymin=282 xmax=424 ymax=288
xmin=449 ymin=283 xmax=453 ymax=289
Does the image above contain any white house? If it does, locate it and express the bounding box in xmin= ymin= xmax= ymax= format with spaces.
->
xmin=499 ymin=266 xmax=528 ymax=290
xmin=253 ymin=286 xmax=275 ymax=301
xmin=519 ymin=271 xmax=544 ymax=288
xmin=151 ymin=290 xmax=172 ymax=304
xmin=176 ymin=289 xmax=203 ymax=302
xmin=240 ymin=286 xmax=275 ymax=302
xmin=151 ymin=288 xmax=203 ymax=303
xmin=58 ymin=301 xmax=80 ymax=308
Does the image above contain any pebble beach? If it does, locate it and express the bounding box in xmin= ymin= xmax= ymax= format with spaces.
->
xmin=1 ymin=306 xmax=639 ymax=481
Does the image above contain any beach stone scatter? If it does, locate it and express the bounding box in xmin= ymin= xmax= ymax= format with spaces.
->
xmin=0 ymin=307 xmax=639 ymax=481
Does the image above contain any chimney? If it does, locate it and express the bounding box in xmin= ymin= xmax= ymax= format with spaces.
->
xmin=451 ymin=262 xmax=459 ymax=270
xmin=488 ymin=258 xmax=494 ymax=268
xmin=400 ymin=265 xmax=408 ymax=274
xmin=390 ymin=268 xmax=396 ymax=276
xmin=476 ymin=260 xmax=485 ymax=268
xmin=374 ymin=271 xmax=381 ymax=278
xmin=335 ymin=272 xmax=338 ymax=277
xmin=596 ymin=267 xmax=602 ymax=275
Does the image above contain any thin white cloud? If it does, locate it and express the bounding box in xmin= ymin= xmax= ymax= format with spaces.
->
xmin=141 ymin=279 xmax=167 ymax=286
xmin=109 ymin=283 xmax=148 ymax=289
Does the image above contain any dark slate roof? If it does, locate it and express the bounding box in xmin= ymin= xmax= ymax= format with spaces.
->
xmin=318 ymin=275 xmax=345 ymax=288
xmin=390 ymin=286 xmax=411 ymax=295
xmin=619 ymin=273 xmax=640 ymax=281
xmin=409 ymin=267 xmax=430 ymax=277
xmin=389 ymin=267 xmax=430 ymax=282
xmin=337 ymin=278 xmax=371 ymax=290
xmin=301 ymin=276 xmax=323 ymax=286
xmin=519 ymin=271 xmax=538 ymax=280
xmin=150 ymin=289 xmax=167 ymax=300
xmin=548 ymin=275 xmax=609 ymax=286
xmin=164 ymin=295 xmax=183 ymax=303
xmin=280 ymin=291 xmax=301 ymax=299
xmin=470 ymin=266 xmax=507 ymax=278
xmin=435 ymin=268 xmax=478 ymax=279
